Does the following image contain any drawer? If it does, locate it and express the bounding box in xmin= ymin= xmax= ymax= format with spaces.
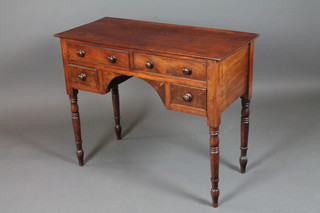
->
xmin=170 ymin=84 xmax=206 ymax=110
xmin=134 ymin=53 xmax=206 ymax=81
xmin=70 ymin=65 xmax=99 ymax=88
xmin=67 ymin=43 xmax=130 ymax=69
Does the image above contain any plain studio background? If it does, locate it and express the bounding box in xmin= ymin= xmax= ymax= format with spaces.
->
xmin=0 ymin=0 xmax=319 ymax=212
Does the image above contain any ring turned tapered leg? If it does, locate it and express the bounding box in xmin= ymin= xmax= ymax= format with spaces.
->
xmin=69 ymin=89 xmax=84 ymax=166
xmin=111 ymin=85 xmax=122 ymax=140
xmin=240 ymin=97 xmax=250 ymax=173
xmin=209 ymin=126 xmax=220 ymax=208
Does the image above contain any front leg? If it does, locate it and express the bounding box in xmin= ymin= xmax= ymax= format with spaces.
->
xmin=209 ymin=126 xmax=220 ymax=208
xmin=240 ymin=97 xmax=250 ymax=173
xmin=69 ymin=89 xmax=84 ymax=166
xmin=111 ymin=85 xmax=122 ymax=140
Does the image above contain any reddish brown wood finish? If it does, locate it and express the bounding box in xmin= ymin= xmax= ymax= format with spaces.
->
xmin=143 ymin=79 xmax=166 ymax=105
xmin=55 ymin=17 xmax=259 ymax=208
xmin=239 ymin=41 xmax=255 ymax=173
xmin=209 ymin=126 xmax=220 ymax=208
xmin=111 ymin=85 xmax=122 ymax=140
xmin=59 ymin=39 xmax=73 ymax=95
xmin=220 ymin=46 xmax=249 ymax=111
xmin=69 ymin=65 xmax=99 ymax=89
xmin=69 ymin=89 xmax=84 ymax=166
xmin=133 ymin=53 xmax=206 ymax=81
xmin=206 ymin=60 xmax=221 ymax=127
xmin=102 ymin=71 xmax=131 ymax=93
xmin=240 ymin=97 xmax=250 ymax=173
xmin=170 ymin=84 xmax=206 ymax=110
xmin=55 ymin=17 xmax=258 ymax=60
xmin=67 ymin=42 xmax=130 ymax=69
xmin=243 ymin=41 xmax=255 ymax=99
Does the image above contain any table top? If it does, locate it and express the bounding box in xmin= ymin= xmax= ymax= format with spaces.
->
xmin=55 ymin=17 xmax=259 ymax=60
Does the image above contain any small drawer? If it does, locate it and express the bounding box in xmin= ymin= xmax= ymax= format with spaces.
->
xmin=170 ymin=84 xmax=206 ymax=110
xmin=67 ymin=43 xmax=129 ymax=69
xmin=70 ymin=65 xmax=98 ymax=88
xmin=134 ymin=53 xmax=206 ymax=81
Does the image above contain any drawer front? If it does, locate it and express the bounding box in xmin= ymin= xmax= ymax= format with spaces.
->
xmin=134 ymin=53 xmax=206 ymax=81
xmin=70 ymin=65 xmax=99 ymax=88
xmin=67 ymin=43 xmax=129 ymax=69
xmin=170 ymin=84 xmax=206 ymax=109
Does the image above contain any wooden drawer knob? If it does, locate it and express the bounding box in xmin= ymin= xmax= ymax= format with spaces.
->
xmin=78 ymin=73 xmax=87 ymax=81
xmin=182 ymin=67 xmax=192 ymax=75
xmin=108 ymin=55 xmax=117 ymax=63
xmin=145 ymin=61 xmax=154 ymax=69
xmin=182 ymin=93 xmax=192 ymax=102
xmin=77 ymin=50 xmax=85 ymax=57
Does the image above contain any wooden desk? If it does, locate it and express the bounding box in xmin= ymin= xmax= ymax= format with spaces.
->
xmin=55 ymin=17 xmax=259 ymax=207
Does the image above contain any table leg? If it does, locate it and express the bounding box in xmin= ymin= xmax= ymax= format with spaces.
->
xmin=209 ymin=126 xmax=220 ymax=207
xmin=69 ymin=89 xmax=84 ymax=166
xmin=111 ymin=85 xmax=122 ymax=140
xmin=240 ymin=97 xmax=250 ymax=173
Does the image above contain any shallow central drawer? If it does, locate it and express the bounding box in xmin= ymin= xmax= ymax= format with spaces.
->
xmin=67 ymin=43 xmax=129 ymax=69
xmin=134 ymin=53 xmax=206 ymax=81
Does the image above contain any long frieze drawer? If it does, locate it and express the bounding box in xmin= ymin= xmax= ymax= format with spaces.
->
xmin=70 ymin=65 xmax=99 ymax=88
xmin=134 ymin=53 xmax=206 ymax=81
xmin=170 ymin=84 xmax=206 ymax=110
xmin=67 ymin=43 xmax=130 ymax=69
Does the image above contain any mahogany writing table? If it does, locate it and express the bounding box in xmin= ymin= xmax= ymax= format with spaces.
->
xmin=55 ymin=17 xmax=259 ymax=207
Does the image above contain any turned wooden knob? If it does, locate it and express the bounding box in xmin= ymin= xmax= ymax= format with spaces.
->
xmin=78 ymin=73 xmax=87 ymax=81
xmin=182 ymin=67 xmax=192 ymax=75
xmin=108 ymin=55 xmax=117 ymax=63
xmin=145 ymin=61 xmax=154 ymax=69
xmin=77 ymin=50 xmax=85 ymax=57
xmin=182 ymin=93 xmax=192 ymax=102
